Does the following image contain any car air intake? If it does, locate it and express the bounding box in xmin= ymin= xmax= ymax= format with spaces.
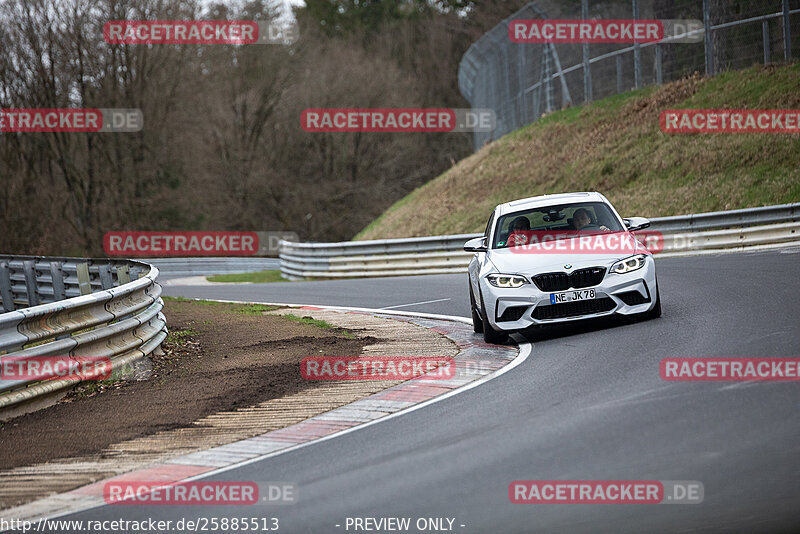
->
xmin=617 ymin=290 xmax=651 ymax=306
xmin=497 ymin=306 xmax=528 ymax=322
xmin=532 ymin=297 xmax=616 ymax=320
xmin=532 ymin=267 xmax=606 ymax=292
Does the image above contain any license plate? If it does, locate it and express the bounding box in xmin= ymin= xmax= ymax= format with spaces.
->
xmin=550 ymin=288 xmax=596 ymax=304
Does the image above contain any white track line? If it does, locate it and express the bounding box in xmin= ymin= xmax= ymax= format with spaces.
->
xmin=379 ymin=298 xmax=452 ymax=310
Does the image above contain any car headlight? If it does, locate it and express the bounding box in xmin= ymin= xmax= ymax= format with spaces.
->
xmin=610 ymin=254 xmax=647 ymax=274
xmin=487 ymin=273 xmax=529 ymax=288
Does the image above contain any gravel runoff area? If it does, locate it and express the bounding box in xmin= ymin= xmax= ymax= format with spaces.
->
xmin=0 ymin=299 xmax=457 ymax=510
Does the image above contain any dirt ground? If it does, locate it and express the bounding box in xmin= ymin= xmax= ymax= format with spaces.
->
xmin=0 ymin=299 xmax=375 ymax=470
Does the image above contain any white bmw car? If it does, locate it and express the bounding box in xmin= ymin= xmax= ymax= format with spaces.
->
xmin=465 ymin=192 xmax=661 ymax=344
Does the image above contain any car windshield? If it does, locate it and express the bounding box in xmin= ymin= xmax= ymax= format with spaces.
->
xmin=492 ymin=201 xmax=624 ymax=249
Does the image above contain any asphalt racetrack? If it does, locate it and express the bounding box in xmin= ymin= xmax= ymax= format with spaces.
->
xmin=57 ymin=249 xmax=800 ymax=533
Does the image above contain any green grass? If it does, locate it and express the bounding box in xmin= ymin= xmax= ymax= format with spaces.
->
xmin=235 ymin=304 xmax=280 ymax=315
xmin=166 ymin=328 xmax=198 ymax=345
xmin=74 ymin=376 xmax=121 ymax=398
xmin=163 ymin=296 xmax=279 ymax=315
xmin=164 ymin=297 xmax=351 ymax=335
xmin=281 ymin=314 xmax=355 ymax=338
xmin=355 ymin=63 xmax=800 ymax=240
xmin=206 ymin=270 xmax=288 ymax=283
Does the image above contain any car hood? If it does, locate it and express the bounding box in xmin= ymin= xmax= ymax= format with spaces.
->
xmin=487 ymin=238 xmax=648 ymax=275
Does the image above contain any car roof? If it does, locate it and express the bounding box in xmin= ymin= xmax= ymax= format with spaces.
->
xmin=495 ymin=192 xmax=608 ymax=216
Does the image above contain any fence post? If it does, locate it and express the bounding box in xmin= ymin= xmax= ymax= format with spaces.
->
xmin=703 ymin=0 xmax=714 ymax=75
xmin=632 ymin=0 xmax=641 ymax=88
xmin=655 ymin=44 xmax=663 ymax=85
xmin=582 ymin=0 xmax=592 ymax=103
xmin=783 ymin=0 xmax=792 ymax=61
xmin=499 ymin=38 xmax=513 ymax=113
xmin=547 ymin=43 xmax=573 ymax=107
xmin=616 ymin=55 xmax=623 ymax=93
xmin=544 ymin=45 xmax=553 ymax=112
xmin=518 ymin=42 xmax=527 ymax=123
xmin=763 ymin=20 xmax=771 ymax=64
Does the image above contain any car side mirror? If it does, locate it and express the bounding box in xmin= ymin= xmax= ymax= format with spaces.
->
xmin=464 ymin=237 xmax=488 ymax=253
xmin=624 ymin=217 xmax=651 ymax=232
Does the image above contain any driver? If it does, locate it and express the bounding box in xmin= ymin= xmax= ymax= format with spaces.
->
xmin=507 ymin=216 xmax=531 ymax=246
xmin=572 ymin=208 xmax=610 ymax=232
xmin=509 ymin=216 xmax=530 ymax=233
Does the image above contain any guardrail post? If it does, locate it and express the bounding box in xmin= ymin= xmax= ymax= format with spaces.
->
xmin=0 ymin=261 xmax=14 ymax=312
xmin=76 ymin=262 xmax=92 ymax=295
xmin=582 ymin=0 xmax=592 ymax=103
xmin=50 ymin=262 xmax=66 ymax=302
xmin=632 ymin=0 xmax=642 ymax=88
xmin=703 ymin=0 xmax=714 ymax=75
xmin=98 ymin=264 xmax=114 ymax=290
xmin=783 ymin=0 xmax=791 ymax=61
xmin=616 ymin=55 xmax=623 ymax=93
xmin=116 ymin=265 xmax=131 ymax=285
xmin=22 ymin=260 xmax=40 ymax=307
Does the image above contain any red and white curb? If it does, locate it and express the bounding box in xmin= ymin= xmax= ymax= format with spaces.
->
xmin=1 ymin=304 xmax=531 ymax=525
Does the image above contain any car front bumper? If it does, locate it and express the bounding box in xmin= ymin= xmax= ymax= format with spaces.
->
xmin=480 ymin=258 xmax=658 ymax=332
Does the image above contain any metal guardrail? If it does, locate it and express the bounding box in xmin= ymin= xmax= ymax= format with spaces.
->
xmin=146 ymin=257 xmax=280 ymax=277
xmin=279 ymin=203 xmax=800 ymax=280
xmin=641 ymin=202 xmax=799 ymax=233
xmin=0 ymin=255 xmax=166 ymax=412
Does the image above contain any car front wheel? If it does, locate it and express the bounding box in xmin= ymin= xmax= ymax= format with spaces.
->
xmin=479 ymin=294 xmax=508 ymax=344
xmin=644 ymin=286 xmax=662 ymax=319
xmin=469 ymin=281 xmax=483 ymax=334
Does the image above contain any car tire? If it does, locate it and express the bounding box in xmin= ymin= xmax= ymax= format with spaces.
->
xmin=482 ymin=312 xmax=508 ymax=344
xmin=469 ymin=281 xmax=483 ymax=333
xmin=645 ymin=286 xmax=662 ymax=319
xmin=479 ymin=295 xmax=508 ymax=344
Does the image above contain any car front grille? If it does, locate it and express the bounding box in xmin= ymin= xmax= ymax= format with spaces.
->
xmin=532 ymin=297 xmax=616 ymax=320
xmin=532 ymin=267 xmax=606 ymax=292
